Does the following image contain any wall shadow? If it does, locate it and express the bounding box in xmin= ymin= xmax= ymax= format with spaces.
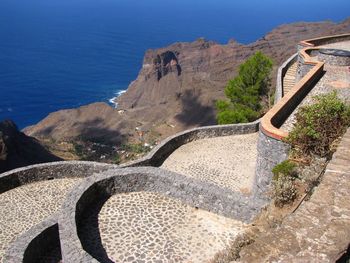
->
xmin=175 ymin=90 xmax=216 ymax=127
xmin=0 ymin=120 xmax=62 ymax=173
xmin=77 ymin=196 xmax=114 ymax=263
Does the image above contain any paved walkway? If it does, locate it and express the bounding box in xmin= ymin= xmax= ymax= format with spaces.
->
xmin=0 ymin=178 xmax=81 ymax=263
xmin=161 ymin=133 xmax=258 ymax=193
xmin=79 ymin=191 xmax=246 ymax=263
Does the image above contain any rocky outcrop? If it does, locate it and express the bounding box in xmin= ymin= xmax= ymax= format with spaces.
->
xmin=0 ymin=120 xmax=61 ymax=173
xmin=153 ymin=51 xmax=181 ymax=81
xmin=25 ymin=19 xmax=350 ymax=146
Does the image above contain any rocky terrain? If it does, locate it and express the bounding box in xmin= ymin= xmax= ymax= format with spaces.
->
xmin=0 ymin=120 xmax=61 ymax=173
xmin=24 ymin=19 xmax=350 ymax=161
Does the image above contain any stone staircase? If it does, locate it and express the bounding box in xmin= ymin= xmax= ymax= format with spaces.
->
xmin=282 ymin=62 xmax=297 ymax=95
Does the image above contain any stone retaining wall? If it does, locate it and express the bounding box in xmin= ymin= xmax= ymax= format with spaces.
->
xmin=318 ymin=49 xmax=350 ymax=66
xmin=0 ymin=161 xmax=115 ymax=194
xmin=0 ymin=161 xmax=116 ymax=262
xmin=253 ymin=130 xmax=290 ymax=202
xmin=296 ymin=50 xmax=316 ymax=81
xmin=121 ymin=120 xmax=260 ymax=168
xmin=59 ymin=167 xmax=265 ymax=262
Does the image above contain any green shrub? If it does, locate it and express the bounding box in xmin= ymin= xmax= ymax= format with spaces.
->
xmin=73 ymin=143 xmax=84 ymax=157
xmin=286 ymin=91 xmax=350 ymax=158
xmin=113 ymin=154 xmax=121 ymax=164
xmin=272 ymin=160 xmax=297 ymax=181
xmin=216 ymin=51 xmax=273 ymax=124
xmin=216 ymin=103 xmax=259 ymax=124
xmin=121 ymin=143 xmax=150 ymax=154
xmin=272 ymin=160 xmax=298 ymax=207
xmin=273 ymin=175 xmax=297 ymax=207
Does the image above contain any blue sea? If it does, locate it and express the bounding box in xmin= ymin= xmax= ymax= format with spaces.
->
xmin=0 ymin=0 xmax=349 ymax=129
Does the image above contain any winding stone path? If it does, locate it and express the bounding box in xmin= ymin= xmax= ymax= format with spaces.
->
xmin=79 ymin=191 xmax=245 ymax=263
xmin=161 ymin=133 xmax=258 ymax=193
xmin=0 ymin=178 xmax=81 ymax=262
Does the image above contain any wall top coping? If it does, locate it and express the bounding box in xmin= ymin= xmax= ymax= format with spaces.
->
xmin=299 ymin=33 xmax=350 ymax=47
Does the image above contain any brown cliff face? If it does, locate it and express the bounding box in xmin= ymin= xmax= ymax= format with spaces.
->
xmin=25 ymin=19 xmax=350 ymax=148
xmin=0 ymin=120 xmax=61 ymax=173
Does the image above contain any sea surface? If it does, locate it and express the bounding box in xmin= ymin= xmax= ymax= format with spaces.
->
xmin=0 ymin=0 xmax=349 ymax=129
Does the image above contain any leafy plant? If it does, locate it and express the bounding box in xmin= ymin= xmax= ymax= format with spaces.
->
xmin=216 ymin=51 xmax=273 ymax=124
xmin=113 ymin=154 xmax=121 ymax=164
xmin=121 ymin=143 xmax=151 ymax=154
xmin=273 ymin=175 xmax=297 ymax=207
xmin=271 ymin=160 xmax=298 ymax=207
xmin=286 ymin=91 xmax=350 ymax=158
xmin=272 ymin=160 xmax=297 ymax=181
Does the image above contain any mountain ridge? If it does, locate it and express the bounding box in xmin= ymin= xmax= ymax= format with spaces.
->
xmin=23 ymin=19 xmax=350 ymax=161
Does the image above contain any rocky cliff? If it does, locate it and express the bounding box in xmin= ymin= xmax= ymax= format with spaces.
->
xmin=0 ymin=120 xmax=61 ymax=173
xmin=25 ymin=19 xmax=350 ymax=149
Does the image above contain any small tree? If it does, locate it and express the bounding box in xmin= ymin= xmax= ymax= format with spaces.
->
xmin=216 ymin=51 xmax=273 ymax=124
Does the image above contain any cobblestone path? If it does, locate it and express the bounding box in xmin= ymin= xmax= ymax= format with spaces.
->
xmin=79 ymin=192 xmax=245 ymax=263
xmin=0 ymin=178 xmax=81 ymax=262
xmin=161 ymin=133 xmax=258 ymax=193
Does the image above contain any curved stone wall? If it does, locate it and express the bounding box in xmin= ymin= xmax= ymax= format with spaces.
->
xmin=0 ymin=161 xmax=116 ymax=194
xmin=253 ymin=130 xmax=290 ymax=201
xmin=58 ymin=167 xmax=265 ymax=262
xmin=5 ymin=217 xmax=60 ymax=263
xmin=0 ymin=161 xmax=116 ymax=263
xmin=121 ymin=120 xmax=260 ymax=168
xmin=318 ymin=48 xmax=350 ymax=66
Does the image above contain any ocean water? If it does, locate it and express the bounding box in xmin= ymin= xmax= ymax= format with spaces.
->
xmin=0 ymin=0 xmax=349 ymax=129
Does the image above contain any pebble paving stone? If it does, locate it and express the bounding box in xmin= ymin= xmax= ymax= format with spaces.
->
xmin=0 ymin=178 xmax=81 ymax=263
xmin=161 ymin=133 xmax=258 ymax=193
xmin=79 ymin=191 xmax=246 ymax=263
